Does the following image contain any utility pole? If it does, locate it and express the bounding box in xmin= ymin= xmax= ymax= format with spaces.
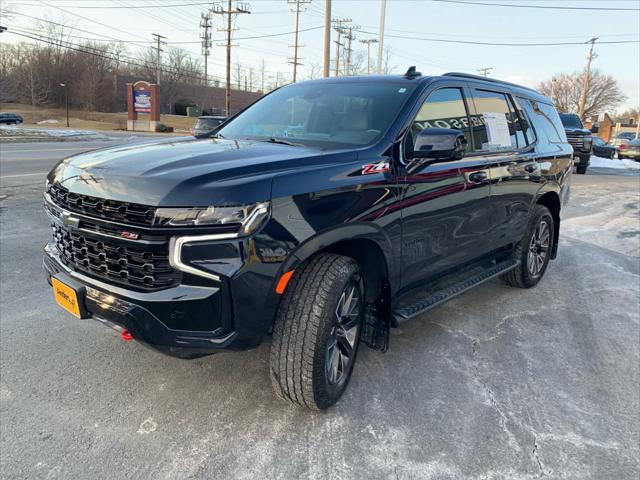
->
xmin=211 ymin=1 xmax=251 ymax=116
xmin=332 ymin=18 xmax=351 ymax=76
xmin=578 ymin=37 xmax=598 ymax=121
xmin=344 ymin=26 xmax=359 ymax=76
xmin=477 ymin=67 xmax=493 ymax=77
xmin=151 ymin=33 xmax=166 ymax=85
xmin=360 ymin=38 xmax=377 ymax=75
xmin=376 ymin=0 xmax=386 ymax=74
xmin=288 ymin=0 xmax=311 ymax=83
xmin=200 ymin=12 xmax=212 ymax=86
xmin=323 ymin=0 xmax=331 ymax=77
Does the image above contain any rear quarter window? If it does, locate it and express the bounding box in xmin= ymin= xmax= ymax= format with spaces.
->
xmin=527 ymin=101 xmax=567 ymax=144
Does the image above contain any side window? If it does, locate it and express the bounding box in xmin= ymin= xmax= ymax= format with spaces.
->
xmin=514 ymin=97 xmax=537 ymax=145
xmin=529 ymin=101 xmax=566 ymax=143
xmin=471 ymin=89 xmax=518 ymax=152
xmin=409 ymin=87 xmax=473 ymax=153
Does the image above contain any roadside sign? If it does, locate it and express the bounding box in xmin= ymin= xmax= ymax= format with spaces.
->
xmin=134 ymin=90 xmax=151 ymax=113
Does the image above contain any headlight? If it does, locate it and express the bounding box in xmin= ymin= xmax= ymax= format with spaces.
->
xmin=153 ymin=202 xmax=270 ymax=233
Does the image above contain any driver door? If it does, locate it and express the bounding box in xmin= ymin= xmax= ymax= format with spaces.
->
xmin=399 ymin=84 xmax=495 ymax=291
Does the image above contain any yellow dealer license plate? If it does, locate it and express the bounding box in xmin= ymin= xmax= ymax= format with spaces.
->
xmin=52 ymin=277 xmax=81 ymax=318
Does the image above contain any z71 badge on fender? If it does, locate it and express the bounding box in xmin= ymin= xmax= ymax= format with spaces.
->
xmin=362 ymin=162 xmax=390 ymax=175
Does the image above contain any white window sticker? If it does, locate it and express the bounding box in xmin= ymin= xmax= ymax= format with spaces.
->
xmin=482 ymin=112 xmax=511 ymax=148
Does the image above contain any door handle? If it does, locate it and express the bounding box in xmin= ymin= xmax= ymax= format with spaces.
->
xmin=468 ymin=171 xmax=488 ymax=183
xmin=524 ymin=164 xmax=537 ymax=173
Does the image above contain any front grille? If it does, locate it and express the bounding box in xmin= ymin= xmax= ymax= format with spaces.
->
xmin=47 ymin=183 xmax=156 ymax=227
xmin=51 ymin=224 xmax=181 ymax=291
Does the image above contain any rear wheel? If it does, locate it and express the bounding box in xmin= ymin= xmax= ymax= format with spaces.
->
xmin=504 ymin=205 xmax=554 ymax=289
xmin=576 ymin=164 xmax=588 ymax=174
xmin=270 ymin=253 xmax=364 ymax=410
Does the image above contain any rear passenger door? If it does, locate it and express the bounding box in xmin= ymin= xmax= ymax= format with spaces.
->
xmin=466 ymin=87 xmax=527 ymax=249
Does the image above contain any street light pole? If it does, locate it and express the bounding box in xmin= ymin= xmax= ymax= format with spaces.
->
xmin=59 ymin=83 xmax=69 ymax=127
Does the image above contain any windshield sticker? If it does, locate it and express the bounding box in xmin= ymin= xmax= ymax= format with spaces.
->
xmin=362 ymin=162 xmax=390 ymax=175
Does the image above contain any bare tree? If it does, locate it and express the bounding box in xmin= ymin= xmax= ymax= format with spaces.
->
xmin=233 ymin=62 xmax=243 ymax=90
xmin=305 ymin=62 xmax=322 ymax=80
xmin=539 ymin=70 xmax=627 ymax=120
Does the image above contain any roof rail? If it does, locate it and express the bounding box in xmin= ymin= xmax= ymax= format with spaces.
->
xmin=443 ymin=72 xmax=539 ymax=93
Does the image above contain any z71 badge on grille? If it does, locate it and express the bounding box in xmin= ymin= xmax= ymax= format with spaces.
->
xmin=120 ymin=231 xmax=140 ymax=240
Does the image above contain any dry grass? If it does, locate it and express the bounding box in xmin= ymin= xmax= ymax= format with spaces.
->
xmin=0 ymin=103 xmax=196 ymax=132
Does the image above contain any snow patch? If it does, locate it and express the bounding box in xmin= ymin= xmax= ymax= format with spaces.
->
xmin=0 ymin=125 xmax=104 ymax=138
xmin=36 ymin=119 xmax=59 ymax=125
xmin=590 ymin=154 xmax=640 ymax=171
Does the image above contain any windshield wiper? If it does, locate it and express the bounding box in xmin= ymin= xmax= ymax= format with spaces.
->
xmin=264 ymin=137 xmax=302 ymax=147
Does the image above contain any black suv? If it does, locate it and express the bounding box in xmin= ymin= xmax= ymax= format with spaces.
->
xmin=44 ymin=70 xmax=572 ymax=409
xmin=559 ymin=113 xmax=592 ymax=174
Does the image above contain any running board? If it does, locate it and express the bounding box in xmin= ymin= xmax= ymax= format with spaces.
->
xmin=392 ymin=259 xmax=519 ymax=325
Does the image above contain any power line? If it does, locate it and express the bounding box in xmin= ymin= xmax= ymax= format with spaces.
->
xmin=5 ymin=29 xmax=226 ymax=83
xmin=477 ymin=67 xmax=493 ymax=77
xmin=432 ymin=0 xmax=640 ymax=11
xmin=356 ymin=29 xmax=640 ymax=46
xmin=5 ymin=11 xmax=146 ymax=43
xmin=35 ymin=0 xmax=150 ymax=41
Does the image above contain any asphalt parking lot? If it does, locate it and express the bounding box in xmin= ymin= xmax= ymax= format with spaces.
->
xmin=1 ymin=140 xmax=639 ymax=479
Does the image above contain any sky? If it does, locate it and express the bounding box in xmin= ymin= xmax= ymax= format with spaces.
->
xmin=2 ymin=0 xmax=639 ymax=111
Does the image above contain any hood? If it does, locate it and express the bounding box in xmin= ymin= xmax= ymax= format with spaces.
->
xmin=564 ymin=128 xmax=592 ymax=136
xmin=49 ymin=137 xmax=351 ymax=206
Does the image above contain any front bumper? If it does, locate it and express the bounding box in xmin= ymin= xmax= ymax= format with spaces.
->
xmin=43 ymin=243 xmax=257 ymax=358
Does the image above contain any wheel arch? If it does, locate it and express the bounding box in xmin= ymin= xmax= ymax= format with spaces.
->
xmin=264 ymin=225 xmax=396 ymax=325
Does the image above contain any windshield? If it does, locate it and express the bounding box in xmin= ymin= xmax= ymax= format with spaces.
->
xmin=559 ymin=113 xmax=584 ymax=129
xmin=217 ymin=81 xmax=416 ymax=149
xmin=618 ymin=132 xmax=635 ymax=139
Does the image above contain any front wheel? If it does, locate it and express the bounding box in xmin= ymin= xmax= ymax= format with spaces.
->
xmin=270 ymin=254 xmax=364 ymax=410
xmin=503 ymin=205 xmax=554 ymax=289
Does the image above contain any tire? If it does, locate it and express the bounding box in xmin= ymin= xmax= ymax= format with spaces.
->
xmin=576 ymin=164 xmax=588 ymax=174
xmin=503 ymin=205 xmax=554 ymax=289
xmin=270 ymin=253 xmax=364 ymax=410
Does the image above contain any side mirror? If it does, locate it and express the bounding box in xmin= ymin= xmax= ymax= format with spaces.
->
xmin=412 ymin=128 xmax=467 ymax=161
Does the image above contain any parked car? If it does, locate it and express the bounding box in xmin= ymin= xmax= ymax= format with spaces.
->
xmin=612 ymin=131 xmax=636 ymax=148
xmin=43 ymin=69 xmax=572 ymax=409
xmin=618 ymin=139 xmax=640 ymax=161
xmin=591 ymin=137 xmax=616 ymax=159
xmin=189 ymin=115 xmax=226 ymax=136
xmin=0 ymin=112 xmax=23 ymax=125
xmin=558 ymin=113 xmax=592 ymax=174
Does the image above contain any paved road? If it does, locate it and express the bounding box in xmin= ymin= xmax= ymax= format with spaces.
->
xmin=1 ymin=142 xmax=639 ymax=479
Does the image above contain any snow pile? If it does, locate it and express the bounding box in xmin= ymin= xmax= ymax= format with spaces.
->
xmin=590 ymin=154 xmax=640 ymax=171
xmin=0 ymin=125 xmax=102 ymax=138
xmin=37 ymin=119 xmax=59 ymax=125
